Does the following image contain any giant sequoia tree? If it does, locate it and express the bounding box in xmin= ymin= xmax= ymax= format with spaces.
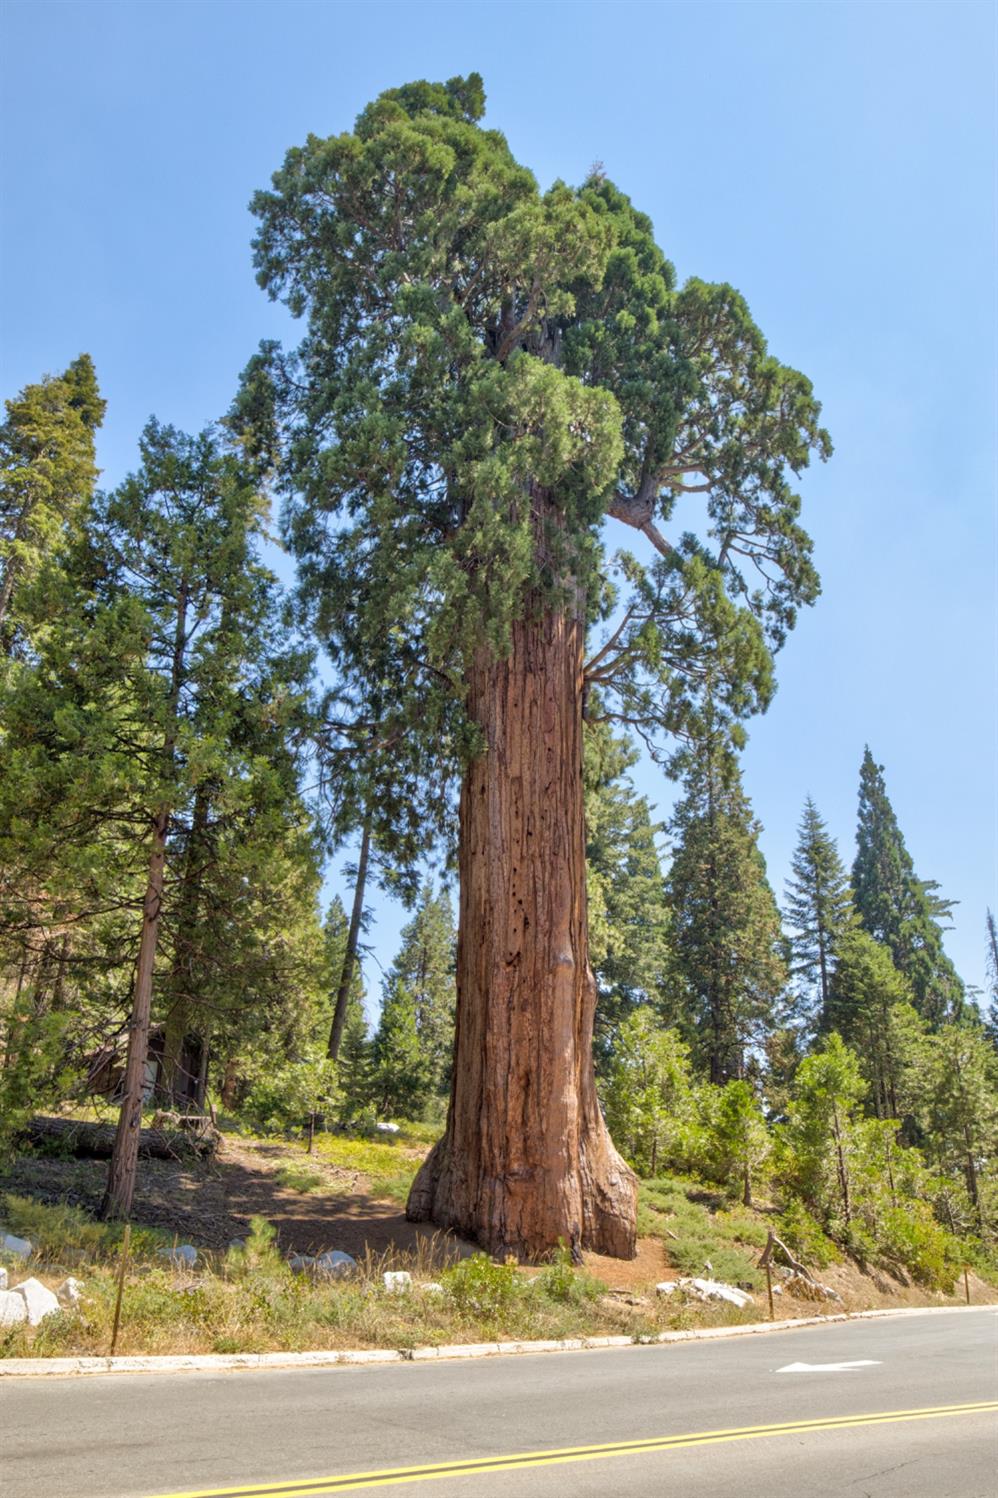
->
xmin=250 ymin=75 xmax=828 ymax=1259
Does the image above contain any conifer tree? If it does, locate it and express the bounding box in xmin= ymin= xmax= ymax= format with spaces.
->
xmin=985 ymin=909 xmax=998 ymax=1053
xmin=667 ymin=734 xmax=788 ymax=1083
xmin=384 ymin=884 xmax=456 ymax=1100
xmin=0 ymin=355 xmax=104 ymax=652
xmin=249 ymin=74 xmax=828 ymax=1258
xmin=823 ymin=928 xmax=922 ymax=1122
xmin=371 ymin=977 xmax=431 ymax=1119
xmin=784 ymin=797 xmax=855 ymax=1027
xmin=585 ymin=724 xmax=673 ymax=1058
xmin=852 ymin=749 xmax=963 ymax=1026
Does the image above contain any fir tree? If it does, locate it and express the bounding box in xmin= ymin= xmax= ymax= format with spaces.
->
xmin=852 ymin=749 xmax=964 ymax=1026
xmin=784 ymin=797 xmax=855 ymax=1027
xmin=823 ymin=929 xmax=923 ymax=1123
xmin=667 ymin=735 xmax=788 ymax=1083
xmin=985 ymin=909 xmax=998 ymax=1053
xmin=383 ymin=884 xmax=456 ymax=1099
xmin=371 ymin=977 xmax=431 ymax=1120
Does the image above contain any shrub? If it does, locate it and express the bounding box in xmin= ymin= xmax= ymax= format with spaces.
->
xmin=442 ymin=1254 xmax=520 ymax=1319
xmin=536 ymin=1244 xmax=601 ymax=1306
xmin=776 ymin=1200 xmax=840 ymax=1270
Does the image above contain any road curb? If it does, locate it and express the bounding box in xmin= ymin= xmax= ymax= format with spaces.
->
xmin=0 ymin=1304 xmax=987 ymax=1379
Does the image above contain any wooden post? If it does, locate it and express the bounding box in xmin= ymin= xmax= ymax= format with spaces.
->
xmin=109 ymin=1223 xmax=131 ymax=1357
xmin=964 ymin=1265 xmax=971 ymax=1305
xmin=307 ymin=1112 xmax=315 ymax=1155
xmin=765 ymin=1257 xmax=775 ymax=1320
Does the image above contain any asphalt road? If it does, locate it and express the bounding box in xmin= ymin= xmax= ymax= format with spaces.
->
xmin=2 ymin=1309 xmax=995 ymax=1498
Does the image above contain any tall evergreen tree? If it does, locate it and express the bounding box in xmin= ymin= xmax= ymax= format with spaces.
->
xmin=667 ymin=736 xmax=788 ymax=1083
xmin=0 ymin=355 xmax=104 ymax=653
xmin=371 ymin=977 xmax=431 ymax=1119
xmin=249 ymin=74 xmax=828 ymax=1259
xmin=383 ymin=884 xmax=456 ymax=1100
xmin=784 ymin=797 xmax=855 ymax=1027
xmin=984 ymin=909 xmax=998 ymax=1053
xmin=852 ymin=749 xmax=964 ymax=1026
xmin=823 ymin=928 xmax=922 ymax=1123
xmin=585 ymin=723 xmax=673 ymax=1059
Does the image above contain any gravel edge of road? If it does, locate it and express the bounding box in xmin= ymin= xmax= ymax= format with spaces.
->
xmin=0 ymin=1304 xmax=989 ymax=1379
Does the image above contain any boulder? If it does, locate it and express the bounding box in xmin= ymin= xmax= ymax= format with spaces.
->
xmin=383 ymin=1270 xmax=412 ymax=1294
xmin=288 ymin=1254 xmax=316 ymax=1273
xmin=314 ymin=1251 xmax=357 ymax=1279
xmin=0 ymin=1289 xmax=28 ymax=1327
xmin=655 ymin=1281 xmax=678 ymax=1296
xmin=56 ymin=1276 xmax=84 ymax=1308
xmin=0 ymin=1232 xmax=32 ymax=1260
xmin=375 ymin=1122 xmax=400 ymax=1134
xmin=158 ymin=1244 xmax=197 ymax=1268
xmin=13 ymin=1277 xmax=61 ymax=1326
xmin=419 ymin=1281 xmax=444 ymax=1294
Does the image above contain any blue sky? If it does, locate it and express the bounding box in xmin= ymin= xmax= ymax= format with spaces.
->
xmin=2 ymin=0 xmax=995 ymax=1004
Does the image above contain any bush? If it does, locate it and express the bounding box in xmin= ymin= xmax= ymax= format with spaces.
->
xmin=875 ymin=1206 xmax=958 ymax=1291
xmin=776 ymin=1200 xmax=840 ymax=1270
xmin=442 ymin=1254 xmax=520 ymax=1319
xmin=536 ymin=1244 xmax=601 ymax=1306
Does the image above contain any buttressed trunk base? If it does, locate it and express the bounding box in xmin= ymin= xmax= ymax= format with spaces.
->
xmin=406 ymin=606 xmax=637 ymax=1262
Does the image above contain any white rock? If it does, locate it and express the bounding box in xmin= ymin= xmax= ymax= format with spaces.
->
xmin=0 ymin=1266 xmax=7 ymax=1291
xmin=288 ymin=1254 xmax=316 ymax=1273
xmin=655 ymin=1281 xmax=678 ymax=1295
xmin=420 ymin=1281 xmax=444 ymax=1294
xmin=158 ymin=1244 xmax=197 ymax=1268
xmin=689 ymin=1277 xmax=754 ymax=1309
xmin=772 ymin=1284 xmax=784 ymax=1296
xmin=0 ymin=1289 xmax=28 ymax=1327
xmin=383 ymin=1270 xmax=412 ymax=1294
xmin=314 ymin=1250 xmax=357 ymax=1279
xmin=375 ymin=1122 xmax=400 ymax=1134
xmin=13 ymin=1277 xmax=61 ymax=1326
xmin=0 ymin=1232 xmax=32 ymax=1260
xmin=56 ymin=1277 xmax=84 ymax=1308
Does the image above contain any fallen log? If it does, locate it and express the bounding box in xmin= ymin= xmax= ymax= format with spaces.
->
xmin=20 ymin=1114 xmax=220 ymax=1162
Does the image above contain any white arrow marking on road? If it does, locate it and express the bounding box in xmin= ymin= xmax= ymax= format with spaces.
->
xmin=777 ymin=1360 xmax=882 ymax=1373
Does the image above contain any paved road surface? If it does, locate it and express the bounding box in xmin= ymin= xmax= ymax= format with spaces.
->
xmin=2 ymin=1309 xmax=995 ymax=1497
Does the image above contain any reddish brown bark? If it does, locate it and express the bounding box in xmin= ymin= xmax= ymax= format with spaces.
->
xmin=406 ymin=601 xmax=637 ymax=1262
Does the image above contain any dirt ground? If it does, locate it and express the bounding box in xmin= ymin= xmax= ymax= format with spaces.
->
xmin=2 ymin=1136 xmax=993 ymax=1308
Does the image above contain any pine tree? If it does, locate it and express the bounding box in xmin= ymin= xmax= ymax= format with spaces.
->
xmin=823 ymin=929 xmax=923 ymax=1122
xmin=784 ymin=797 xmax=855 ymax=1028
xmin=984 ymin=909 xmax=998 ymax=1053
xmin=667 ymin=736 xmax=788 ymax=1084
xmin=782 ymin=1032 xmax=867 ymax=1230
xmin=599 ymin=1009 xmax=697 ymax=1177
xmin=914 ymin=1021 xmax=998 ymax=1234
xmin=585 ymin=724 xmax=673 ymax=1060
xmin=0 ymin=355 xmax=104 ymax=652
xmin=384 ymin=884 xmax=456 ymax=1100
xmin=852 ymin=749 xmax=964 ymax=1026
xmin=371 ymin=977 xmax=431 ymax=1120
xmin=250 ymin=74 xmax=828 ymax=1259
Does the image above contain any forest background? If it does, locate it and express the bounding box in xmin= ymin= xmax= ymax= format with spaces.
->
xmin=2 ymin=0 xmax=994 ymax=1010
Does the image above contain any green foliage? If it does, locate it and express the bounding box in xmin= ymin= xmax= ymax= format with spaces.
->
xmin=775 ymin=1200 xmax=840 ymax=1269
xmin=823 ymin=930 xmax=922 ymax=1121
xmin=441 ymin=1253 xmax=520 ymax=1319
xmin=274 ymin=1166 xmax=325 ymax=1193
xmin=638 ymin=1177 xmax=762 ymax=1287
xmin=242 ymin=1050 xmax=339 ymax=1135
xmin=224 ymin=1216 xmax=287 ymax=1280
xmin=585 ymin=724 xmax=673 ymax=1054
xmin=852 ymin=749 xmax=964 ymax=1026
xmin=667 ymin=735 xmax=788 ymax=1082
xmin=703 ymin=1080 xmax=770 ymax=1205
xmin=784 ymin=797 xmax=855 ymax=1028
xmin=371 ymin=978 xmax=432 ymax=1120
xmin=0 ymin=1193 xmax=167 ymax=1265
xmin=600 ymin=1010 xmax=699 ymax=1175
xmin=381 ymin=884 xmax=456 ymax=1100
xmin=536 ymin=1243 xmax=602 ymax=1305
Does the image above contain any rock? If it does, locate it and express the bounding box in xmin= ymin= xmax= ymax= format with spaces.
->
xmin=0 ymin=1232 xmax=32 ymax=1260
xmin=227 ymin=1239 xmax=246 ymax=1253
xmin=13 ymin=1277 xmax=61 ymax=1326
xmin=314 ymin=1250 xmax=357 ymax=1279
xmin=0 ymin=1266 xmax=7 ymax=1291
xmin=0 ymin=1289 xmax=28 ymax=1327
xmin=655 ymin=1281 xmax=678 ymax=1295
xmin=419 ymin=1282 xmax=444 ymax=1294
xmin=158 ymin=1244 xmax=197 ymax=1268
xmin=383 ymin=1270 xmax=412 ymax=1294
xmin=288 ymin=1254 xmax=316 ymax=1273
xmin=676 ymin=1277 xmax=754 ymax=1309
xmin=375 ymin=1122 xmax=400 ymax=1134
xmin=56 ymin=1277 xmax=84 ymax=1308
xmin=772 ymin=1284 xmax=784 ymax=1296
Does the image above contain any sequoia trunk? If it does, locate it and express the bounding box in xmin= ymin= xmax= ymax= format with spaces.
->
xmin=406 ymin=603 xmax=637 ymax=1261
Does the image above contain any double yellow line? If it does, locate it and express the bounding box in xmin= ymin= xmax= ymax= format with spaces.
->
xmin=151 ymin=1401 xmax=997 ymax=1497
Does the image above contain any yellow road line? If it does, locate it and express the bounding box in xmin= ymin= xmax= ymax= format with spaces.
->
xmin=148 ymin=1401 xmax=998 ymax=1498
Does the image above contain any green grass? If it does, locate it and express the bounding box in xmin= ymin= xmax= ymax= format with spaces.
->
xmin=638 ymin=1175 xmax=767 ymax=1289
xmin=274 ymin=1166 xmax=325 ymax=1194
xmin=0 ymin=1207 xmax=752 ymax=1360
